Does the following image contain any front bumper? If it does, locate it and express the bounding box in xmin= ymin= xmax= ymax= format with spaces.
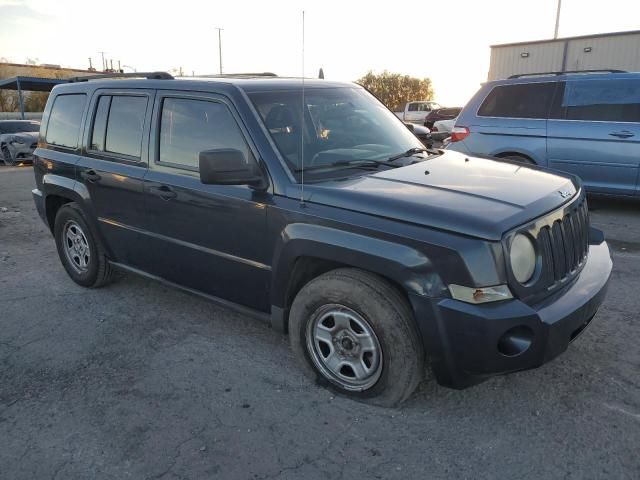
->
xmin=410 ymin=231 xmax=612 ymax=389
xmin=6 ymin=143 xmax=36 ymax=162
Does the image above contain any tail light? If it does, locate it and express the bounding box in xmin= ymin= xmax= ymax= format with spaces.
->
xmin=450 ymin=126 xmax=470 ymax=143
xmin=431 ymin=126 xmax=438 ymax=132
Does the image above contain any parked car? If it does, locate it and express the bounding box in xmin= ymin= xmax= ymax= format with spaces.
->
xmin=404 ymin=122 xmax=433 ymax=148
xmin=0 ymin=120 xmax=40 ymax=165
xmin=32 ymin=73 xmax=611 ymax=406
xmin=430 ymin=117 xmax=456 ymax=142
xmin=424 ymin=107 xmax=461 ymax=129
xmin=394 ymin=100 xmax=442 ymax=124
xmin=447 ymin=70 xmax=640 ymax=197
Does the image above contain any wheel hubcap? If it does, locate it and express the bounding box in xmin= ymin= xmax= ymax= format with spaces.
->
xmin=306 ymin=304 xmax=383 ymax=391
xmin=63 ymin=221 xmax=91 ymax=273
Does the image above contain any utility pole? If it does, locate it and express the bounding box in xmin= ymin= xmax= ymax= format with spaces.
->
xmin=99 ymin=51 xmax=106 ymax=71
xmin=215 ymin=27 xmax=223 ymax=74
xmin=554 ymin=0 xmax=562 ymax=39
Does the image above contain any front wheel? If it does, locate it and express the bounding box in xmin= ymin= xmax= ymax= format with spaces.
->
xmin=289 ymin=268 xmax=425 ymax=407
xmin=2 ymin=145 xmax=15 ymax=166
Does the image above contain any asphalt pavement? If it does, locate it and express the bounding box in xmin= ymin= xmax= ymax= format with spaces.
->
xmin=1 ymin=166 xmax=638 ymax=479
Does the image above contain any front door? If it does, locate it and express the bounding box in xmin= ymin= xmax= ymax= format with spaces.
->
xmin=141 ymin=91 xmax=270 ymax=311
xmin=547 ymin=78 xmax=640 ymax=196
xmin=76 ymin=89 xmax=154 ymax=267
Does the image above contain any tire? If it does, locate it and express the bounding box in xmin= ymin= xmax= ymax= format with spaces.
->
xmin=289 ymin=268 xmax=425 ymax=407
xmin=500 ymin=153 xmax=535 ymax=165
xmin=54 ymin=203 xmax=116 ymax=288
xmin=2 ymin=145 xmax=16 ymax=166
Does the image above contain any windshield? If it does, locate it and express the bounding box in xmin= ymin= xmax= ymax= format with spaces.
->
xmin=248 ymin=87 xmax=425 ymax=179
xmin=0 ymin=121 xmax=40 ymax=134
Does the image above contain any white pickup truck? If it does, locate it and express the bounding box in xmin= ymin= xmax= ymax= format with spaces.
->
xmin=394 ymin=101 xmax=442 ymax=124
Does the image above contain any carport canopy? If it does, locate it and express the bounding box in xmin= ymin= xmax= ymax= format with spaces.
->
xmin=0 ymin=76 xmax=68 ymax=119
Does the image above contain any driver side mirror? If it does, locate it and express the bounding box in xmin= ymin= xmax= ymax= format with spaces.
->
xmin=199 ymin=148 xmax=264 ymax=187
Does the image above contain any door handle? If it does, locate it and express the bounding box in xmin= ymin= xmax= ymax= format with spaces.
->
xmin=609 ymin=130 xmax=635 ymax=139
xmin=81 ymin=169 xmax=101 ymax=183
xmin=149 ymin=185 xmax=177 ymax=201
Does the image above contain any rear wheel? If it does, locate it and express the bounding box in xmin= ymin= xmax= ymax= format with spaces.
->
xmin=289 ymin=268 xmax=425 ymax=407
xmin=54 ymin=203 xmax=116 ymax=288
xmin=2 ymin=145 xmax=15 ymax=166
xmin=499 ymin=153 xmax=535 ymax=165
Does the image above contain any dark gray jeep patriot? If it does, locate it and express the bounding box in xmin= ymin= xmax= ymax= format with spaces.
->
xmin=32 ymin=72 xmax=612 ymax=406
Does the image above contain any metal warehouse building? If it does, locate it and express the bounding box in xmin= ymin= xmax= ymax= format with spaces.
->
xmin=488 ymin=30 xmax=640 ymax=80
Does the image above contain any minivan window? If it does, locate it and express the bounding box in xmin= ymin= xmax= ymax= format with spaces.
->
xmin=562 ymin=79 xmax=640 ymax=122
xmin=478 ymin=82 xmax=557 ymax=119
xmin=45 ymin=94 xmax=86 ymax=148
xmin=159 ymin=97 xmax=249 ymax=169
xmin=104 ymin=96 xmax=147 ymax=157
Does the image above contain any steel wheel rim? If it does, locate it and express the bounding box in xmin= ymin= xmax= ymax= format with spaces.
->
xmin=63 ymin=220 xmax=91 ymax=273
xmin=306 ymin=304 xmax=383 ymax=391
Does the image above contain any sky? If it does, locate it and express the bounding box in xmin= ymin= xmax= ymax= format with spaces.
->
xmin=1 ymin=0 xmax=639 ymax=106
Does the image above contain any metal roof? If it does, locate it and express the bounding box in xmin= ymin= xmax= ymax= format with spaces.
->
xmin=0 ymin=76 xmax=69 ymax=92
xmin=491 ymin=29 xmax=640 ymax=49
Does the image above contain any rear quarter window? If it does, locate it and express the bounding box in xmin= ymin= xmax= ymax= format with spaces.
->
xmin=45 ymin=94 xmax=86 ymax=148
xmin=478 ymin=82 xmax=557 ymax=119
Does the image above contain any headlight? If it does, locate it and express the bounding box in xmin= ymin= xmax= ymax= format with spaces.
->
xmin=510 ymin=233 xmax=536 ymax=284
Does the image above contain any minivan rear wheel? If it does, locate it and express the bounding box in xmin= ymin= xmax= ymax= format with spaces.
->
xmin=54 ymin=203 xmax=116 ymax=288
xmin=289 ymin=268 xmax=425 ymax=407
xmin=500 ymin=153 xmax=535 ymax=165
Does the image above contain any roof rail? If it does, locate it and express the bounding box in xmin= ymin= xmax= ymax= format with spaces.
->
xmin=68 ymin=71 xmax=174 ymax=82
xmin=192 ymin=72 xmax=278 ymax=78
xmin=508 ymin=69 xmax=627 ymax=79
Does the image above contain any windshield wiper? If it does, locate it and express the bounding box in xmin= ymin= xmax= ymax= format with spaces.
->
xmin=293 ymin=159 xmax=400 ymax=173
xmin=387 ymin=147 xmax=441 ymax=162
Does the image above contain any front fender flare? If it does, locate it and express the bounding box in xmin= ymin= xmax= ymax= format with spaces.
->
xmin=270 ymin=223 xmax=447 ymax=311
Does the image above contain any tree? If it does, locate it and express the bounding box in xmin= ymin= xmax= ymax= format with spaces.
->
xmin=356 ymin=70 xmax=434 ymax=111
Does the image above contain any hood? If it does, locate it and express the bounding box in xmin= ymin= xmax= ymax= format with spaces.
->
xmin=294 ymin=150 xmax=578 ymax=240
xmin=0 ymin=131 xmax=38 ymax=142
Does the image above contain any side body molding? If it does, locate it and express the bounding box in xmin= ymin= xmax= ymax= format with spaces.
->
xmin=270 ymin=223 xmax=447 ymax=331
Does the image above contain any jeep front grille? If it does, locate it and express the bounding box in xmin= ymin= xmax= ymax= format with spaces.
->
xmin=537 ymin=198 xmax=589 ymax=288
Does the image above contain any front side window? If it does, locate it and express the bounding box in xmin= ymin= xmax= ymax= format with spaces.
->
xmin=89 ymin=94 xmax=147 ymax=157
xmin=46 ymin=94 xmax=86 ymax=148
xmin=478 ymin=82 xmax=557 ymax=119
xmin=562 ymin=79 xmax=640 ymax=122
xmin=159 ymin=97 xmax=250 ymax=169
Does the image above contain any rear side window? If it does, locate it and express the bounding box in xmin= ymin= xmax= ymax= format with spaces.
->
xmin=46 ymin=94 xmax=86 ymax=148
xmin=562 ymin=79 xmax=640 ymax=122
xmin=90 ymin=95 xmax=147 ymax=158
xmin=159 ymin=97 xmax=249 ymax=169
xmin=407 ymin=103 xmax=418 ymax=112
xmin=478 ymin=82 xmax=557 ymax=119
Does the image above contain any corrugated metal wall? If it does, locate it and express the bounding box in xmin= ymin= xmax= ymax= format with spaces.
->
xmin=488 ymin=32 xmax=640 ymax=80
xmin=565 ymin=33 xmax=640 ymax=72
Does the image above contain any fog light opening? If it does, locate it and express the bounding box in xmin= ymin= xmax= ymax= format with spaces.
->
xmin=497 ymin=326 xmax=534 ymax=357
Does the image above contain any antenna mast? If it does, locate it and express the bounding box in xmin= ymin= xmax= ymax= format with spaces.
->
xmin=300 ymin=10 xmax=306 ymax=206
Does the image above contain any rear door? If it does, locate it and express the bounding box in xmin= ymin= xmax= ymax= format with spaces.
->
xmin=547 ymin=77 xmax=640 ymax=196
xmin=76 ymin=89 xmax=154 ymax=267
xmin=141 ymin=90 xmax=270 ymax=311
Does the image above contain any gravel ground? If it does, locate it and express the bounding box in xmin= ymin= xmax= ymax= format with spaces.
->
xmin=1 ymin=166 xmax=638 ymax=479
